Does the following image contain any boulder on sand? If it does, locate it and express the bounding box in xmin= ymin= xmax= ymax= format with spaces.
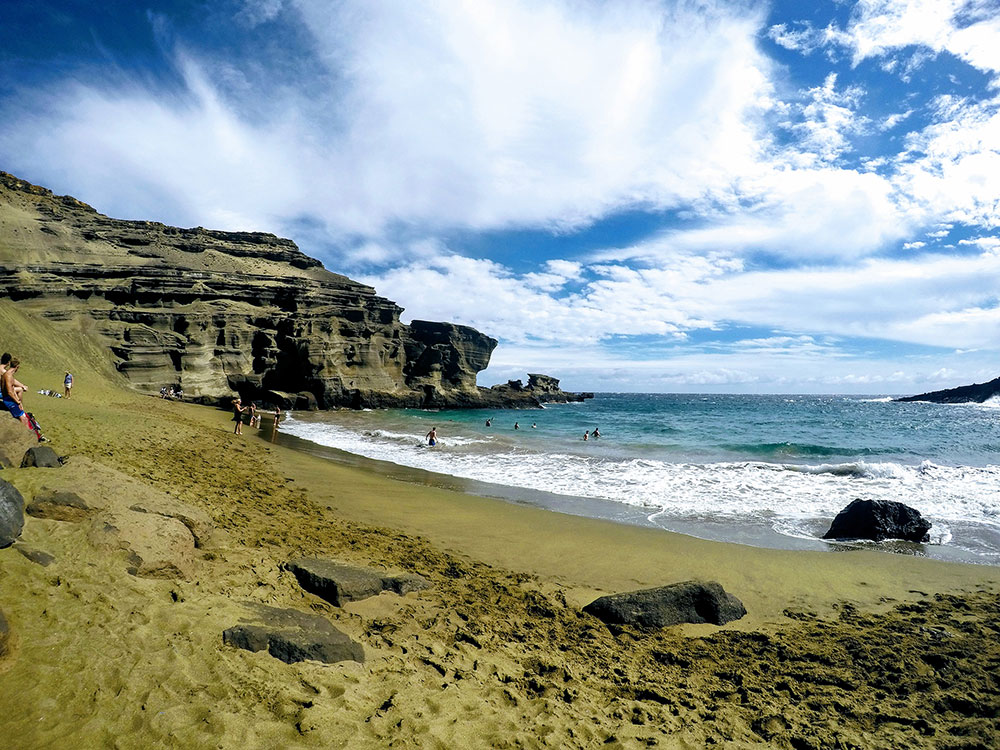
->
xmin=583 ymin=581 xmax=747 ymax=630
xmin=285 ymin=557 xmax=431 ymax=607
xmin=20 ymin=445 xmax=62 ymax=468
xmin=0 ymin=478 xmax=25 ymax=548
xmin=223 ymin=602 xmax=364 ymax=665
xmin=823 ymin=498 xmax=931 ymax=543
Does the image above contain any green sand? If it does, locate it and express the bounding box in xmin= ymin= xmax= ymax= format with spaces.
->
xmin=1 ymin=301 xmax=999 ymax=749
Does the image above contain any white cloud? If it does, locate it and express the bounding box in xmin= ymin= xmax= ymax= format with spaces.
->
xmin=840 ymin=0 xmax=1000 ymax=74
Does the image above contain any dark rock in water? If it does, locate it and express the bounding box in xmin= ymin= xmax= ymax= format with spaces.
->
xmin=27 ymin=489 xmax=92 ymax=522
xmin=15 ymin=543 xmax=55 ymax=567
xmin=223 ymin=602 xmax=364 ymax=665
xmin=823 ymin=498 xmax=931 ymax=542
xmin=583 ymin=581 xmax=747 ymax=629
xmin=286 ymin=557 xmax=431 ymax=607
xmin=20 ymin=446 xmax=62 ymax=468
xmin=0 ymin=609 xmax=10 ymax=658
xmin=0 ymin=479 xmax=25 ymax=548
xmin=896 ymin=375 xmax=1000 ymax=404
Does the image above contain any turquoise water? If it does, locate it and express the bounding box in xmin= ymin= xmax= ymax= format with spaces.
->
xmin=281 ymin=393 xmax=1000 ymax=563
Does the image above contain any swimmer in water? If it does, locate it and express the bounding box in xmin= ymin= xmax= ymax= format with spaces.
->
xmin=426 ymin=426 xmax=438 ymax=446
xmin=583 ymin=430 xmax=589 ymax=441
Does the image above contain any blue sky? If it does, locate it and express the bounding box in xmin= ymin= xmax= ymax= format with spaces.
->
xmin=2 ymin=1 xmax=1000 ymax=393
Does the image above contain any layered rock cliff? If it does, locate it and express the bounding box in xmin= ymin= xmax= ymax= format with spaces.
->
xmin=0 ymin=171 xmax=587 ymax=409
xmin=896 ymin=376 xmax=1000 ymax=404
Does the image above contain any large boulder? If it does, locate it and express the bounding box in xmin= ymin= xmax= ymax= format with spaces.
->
xmin=26 ymin=489 xmax=92 ymax=522
xmin=21 ymin=446 xmax=62 ymax=468
xmin=0 ymin=478 xmax=25 ymax=548
xmin=823 ymin=498 xmax=931 ymax=543
xmin=286 ymin=557 xmax=431 ymax=607
xmin=583 ymin=581 xmax=747 ymax=629
xmin=223 ymin=603 xmax=364 ymax=665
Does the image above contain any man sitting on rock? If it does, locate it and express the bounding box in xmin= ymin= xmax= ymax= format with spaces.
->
xmin=2 ymin=358 xmax=46 ymax=442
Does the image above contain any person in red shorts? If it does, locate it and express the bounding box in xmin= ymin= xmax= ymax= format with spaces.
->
xmin=2 ymin=358 xmax=46 ymax=442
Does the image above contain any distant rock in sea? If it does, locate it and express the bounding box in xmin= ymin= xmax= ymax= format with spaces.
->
xmin=0 ymin=170 xmax=589 ymax=410
xmin=896 ymin=376 xmax=1000 ymax=404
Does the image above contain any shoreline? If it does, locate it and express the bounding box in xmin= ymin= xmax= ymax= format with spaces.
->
xmin=270 ymin=411 xmax=998 ymax=567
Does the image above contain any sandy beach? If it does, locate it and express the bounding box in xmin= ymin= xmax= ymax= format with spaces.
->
xmin=2 ymin=304 xmax=1000 ymax=749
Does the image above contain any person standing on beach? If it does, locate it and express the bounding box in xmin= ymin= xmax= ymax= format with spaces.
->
xmin=64 ymin=371 xmax=73 ymax=399
xmin=232 ymin=398 xmax=244 ymax=435
xmin=248 ymin=402 xmax=258 ymax=428
xmin=426 ymin=427 xmax=437 ymax=447
xmin=2 ymin=358 xmax=46 ymax=441
xmin=273 ymin=405 xmax=282 ymax=428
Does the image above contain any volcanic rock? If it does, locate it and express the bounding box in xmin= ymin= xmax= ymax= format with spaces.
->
xmin=223 ymin=602 xmax=364 ymax=665
xmin=823 ymin=498 xmax=932 ymax=543
xmin=15 ymin=544 xmax=55 ymax=567
xmin=286 ymin=557 xmax=431 ymax=606
xmin=896 ymin=375 xmax=1000 ymax=404
xmin=26 ymin=489 xmax=92 ymax=522
xmin=583 ymin=581 xmax=747 ymax=629
xmin=0 ymin=478 xmax=25 ymax=548
xmin=20 ymin=445 xmax=61 ymax=468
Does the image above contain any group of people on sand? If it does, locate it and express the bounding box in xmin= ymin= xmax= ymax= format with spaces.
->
xmin=1 ymin=352 xmax=51 ymax=442
xmin=159 ymin=385 xmax=184 ymax=399
xmin=231 ymin=397 xmax=280 ymax=436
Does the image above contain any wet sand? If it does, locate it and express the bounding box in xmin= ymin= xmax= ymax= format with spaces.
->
xmin=2 ymin=303 xmax=1000 ymax=748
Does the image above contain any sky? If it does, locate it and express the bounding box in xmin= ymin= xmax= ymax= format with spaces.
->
xmin=1 ymin=0 xmax=999 ymax=394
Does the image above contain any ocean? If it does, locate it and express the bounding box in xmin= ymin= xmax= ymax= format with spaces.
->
xmin=278 ymin=393 xmax=1000 ymax=565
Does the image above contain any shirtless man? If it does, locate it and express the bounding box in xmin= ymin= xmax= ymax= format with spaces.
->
xmin=0 ymin=353 xmax=27 ymax=401
xmin=2 ymin=358 xmax=45 ymax=441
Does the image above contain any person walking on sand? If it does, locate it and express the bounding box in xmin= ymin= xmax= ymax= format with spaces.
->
xmin=426 ymin=426 xmax=438 ymax=447
xmin=232 ymin=398 xmax=244 ymax=435
xmin=63 ymin=371 xmax=73 ymax=399
xmin=2 ymin=358 xmax=46 ymax=442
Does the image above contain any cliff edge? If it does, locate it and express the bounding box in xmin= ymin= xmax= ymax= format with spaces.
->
xmin=0 ymin=171 xmax=587 ymax=409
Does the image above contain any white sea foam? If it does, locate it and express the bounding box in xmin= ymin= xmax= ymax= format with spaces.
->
xmin=281 ymin=414 xmax=1000 ymax=545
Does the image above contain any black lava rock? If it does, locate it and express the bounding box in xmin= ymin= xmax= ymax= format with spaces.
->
xmin=0 ymin=479 xmax=25 ymax=548
xmin=583 ymin=581 xmax=747 ymax=629
xmin=823 ymin=498 xmax=931 ymax=542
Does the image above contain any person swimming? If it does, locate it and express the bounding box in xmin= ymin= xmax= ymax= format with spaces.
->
xmin=583 ymin=430 xmax=589 ymax=441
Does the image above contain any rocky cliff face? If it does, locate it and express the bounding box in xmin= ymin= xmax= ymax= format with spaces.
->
xmin=896 ymin=377 xmax=1000 ymax=404
xmin=0 ymin=170 xmax=517 ymax=408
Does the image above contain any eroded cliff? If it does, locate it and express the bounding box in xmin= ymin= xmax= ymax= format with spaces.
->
xmin=0 ymin=171 xmax=512 ymax=408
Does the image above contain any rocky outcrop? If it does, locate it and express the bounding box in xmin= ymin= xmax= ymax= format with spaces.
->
xmin=286 ymin=557 xmax=431 ymax=607
xmin=223 ymin=602 xmax=364 ymax=665
xmin=896 ymin=376 xmax=1000 ymax=404
xmin=583 ymin=581 xmax=747 ymax=630
xmin=487 ymin=373 xmax=593 ymax=408
xmin=0 ymin=171 xmax=587 ymax=409
xmin=0 ymin=479 xmax=25 ymax=548
xmin=26 ymin=489 xmax=92 ymax=522
xmin=0 ymin=609 xmax=10 ymax=658
xmin=823 ymin=498 xmax=932 ymax=543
